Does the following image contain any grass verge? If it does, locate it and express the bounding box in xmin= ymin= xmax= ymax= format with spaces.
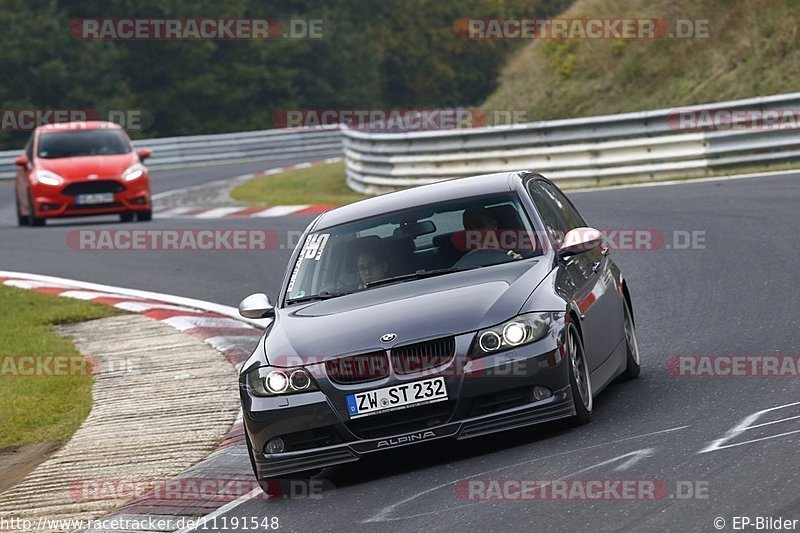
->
xmin=0 ymin=285 xmax=121 ymax=449
xmin=229 ymin=161 xmax=369 ymax=206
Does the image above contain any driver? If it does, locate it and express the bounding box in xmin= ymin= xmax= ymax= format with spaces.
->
xmin=356 ymin=247 xmax=389 ymax=287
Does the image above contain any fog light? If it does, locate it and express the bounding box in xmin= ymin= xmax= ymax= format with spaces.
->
xmin=266 ymin=437 xmax=285 ymax=454
xmin=532 ymin=386 xmax=552 ymax=401
xmin=131 ymin=197 xmax=147 ymax=205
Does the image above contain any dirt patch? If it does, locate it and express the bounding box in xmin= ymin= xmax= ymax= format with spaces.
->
xmin=0 ymin=443 xmax=61 ymax=494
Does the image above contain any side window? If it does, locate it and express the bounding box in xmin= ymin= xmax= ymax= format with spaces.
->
xmin=527 ymin=180 xmax=569 ymax=247
xmin=537 ymin=180 xmax=586 ymax=230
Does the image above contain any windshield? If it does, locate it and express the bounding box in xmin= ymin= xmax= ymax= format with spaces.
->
xmin=37 ymin=129 xmax=132 ymax=159
xmin=285 ymin=193 xmax=541 ymax=304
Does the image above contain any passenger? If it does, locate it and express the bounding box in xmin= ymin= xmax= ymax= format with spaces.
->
xmin=462 ymin=206 xmax=498 ymax=230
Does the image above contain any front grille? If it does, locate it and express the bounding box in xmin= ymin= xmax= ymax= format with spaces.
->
xmin=326 ymin=351 xmax=389 ymax=384
xmin=346 ymin=400 xmax=455 ymax=439
xmin=391 ymin=336 xmax=455 ymax=374
xmin=62 ymin=180 xmax=125 ymax=196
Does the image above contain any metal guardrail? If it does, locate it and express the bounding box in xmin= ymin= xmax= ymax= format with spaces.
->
xmin=342 ymin=93 xmax=800 ymax=194
xmin=0 ymin=126 xmax=342 ymax=179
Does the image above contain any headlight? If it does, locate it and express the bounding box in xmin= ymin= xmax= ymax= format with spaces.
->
xmin=246 ymin=366 xmax=318 ymax=396
xmin=34 ymin=170 xmax=64 ymax=186
xmin=471 ymin=312 xmax=551 ymax=356
xmin=122 ymin=164 xmax=145 ymax=182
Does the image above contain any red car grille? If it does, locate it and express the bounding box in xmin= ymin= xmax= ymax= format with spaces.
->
xmin=62 ymin=180 xmax=126 ymax=196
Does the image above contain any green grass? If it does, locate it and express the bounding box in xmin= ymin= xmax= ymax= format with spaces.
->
xmin=482 ymin=0 xmax=800 ymax=122
xmin=0 ymin=285 xmax=121 ymax=449
xmin=230 ymin=162 xmax=369 ymax=206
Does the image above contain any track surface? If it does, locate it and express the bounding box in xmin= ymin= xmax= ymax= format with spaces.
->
xmin=1 ymin=166 xmax=799 ymax=532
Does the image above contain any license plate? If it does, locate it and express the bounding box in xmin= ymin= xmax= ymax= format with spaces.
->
xmin=76 ymin=193 xmax=114 ymax=205
xmin=346 ymin=377 xmax=447 ymax=419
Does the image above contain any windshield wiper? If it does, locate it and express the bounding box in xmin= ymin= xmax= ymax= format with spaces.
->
xmin=365 ymin=267 xmax=473 ymax=288
xmin=286 ymin=291 xmax=347 ymax=304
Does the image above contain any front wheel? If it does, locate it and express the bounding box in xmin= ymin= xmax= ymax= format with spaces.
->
xmin=620 ymin=300 xmax=641 ymax=380
xmin=567 ymin=323 xmax=592 ymax=425
xmin=16 ymin=194 xmax=28 ymax=226
xmin=27 ymin=192 xmax=45 ymax=226
xmin=136 ymin=209 xmax=152 ymax=222
xmin=119 ymin=213 xmax=135 ymax=223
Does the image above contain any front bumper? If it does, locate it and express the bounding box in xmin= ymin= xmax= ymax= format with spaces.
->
xmin=31 ymin=178 xmax=150 ymax=218
xmin=242 ymin=322 xmax=574 ymax=479
xmin=250 ymin=386 xmax=574 ymax=478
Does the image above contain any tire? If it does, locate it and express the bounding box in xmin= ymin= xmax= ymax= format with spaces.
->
xmin=620 ymin=300 xmax=641 ymax=380
xmin=567 ymin=322 xmax=592 ymax=425
xmin=16 ymin=194 xmax=28 ymax=226
xmin=120 ymin=213 xmax=135 ymax=223
xmin=136 ymin=209 xmax=152 ymax=222
xmin=28 ymin=192 xmax=45 ymax=226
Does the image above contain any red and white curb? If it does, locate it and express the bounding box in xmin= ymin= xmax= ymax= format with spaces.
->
xmin=156 ymin=203 xmax=334 ymax=219
xmin=0 ymin=269 xmax=263 ymax=394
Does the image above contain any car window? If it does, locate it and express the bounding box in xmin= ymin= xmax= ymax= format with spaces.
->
xmin=284 ymin=193 xmax=540 ymax=304
xmin=526 ymin=179 xmax=587 ymax=247
xmin=37 ymin=129 xmax=132 ymax=159
xmin=538 ymin=180 xmax=586 ymax=229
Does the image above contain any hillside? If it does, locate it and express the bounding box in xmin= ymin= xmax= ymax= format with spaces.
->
xmin=482 ymin=0 xmax=800 ymax=121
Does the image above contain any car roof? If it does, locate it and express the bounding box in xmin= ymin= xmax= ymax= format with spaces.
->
xmin=314 ymin=171 xmax=522 ymax=229
xmin=38 ymin=121 xmax=122 ymax=133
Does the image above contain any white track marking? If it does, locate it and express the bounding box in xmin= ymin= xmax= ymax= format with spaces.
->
xmin=113 ymin=301 xmax=204 ymax=313
xmin=193 ymin=207 xmax=248 ymax=219
xmin=253 ymin=205 xmax=309 ymax=217
xmin=59 ymin=290 xmax=144 ymax=301
xmin=364 ymin=429 xmax=684 ymax=523
xmin=173 ymin=488 xmax=263 ymax=533
xmin=699 ymin=402 xmax=800 ymax=453
xmin=162 ymin=316 xmax=255 ymax=332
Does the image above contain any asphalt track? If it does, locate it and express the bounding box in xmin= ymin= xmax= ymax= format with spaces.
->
xmin=1 ymin=165 xmax=799 ymax=532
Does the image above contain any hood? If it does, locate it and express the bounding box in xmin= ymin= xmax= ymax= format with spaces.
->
xmin=35 ymin=153 xmax=137 ymax=180
xmin=265 ymin=258 xmax=553 ymax=366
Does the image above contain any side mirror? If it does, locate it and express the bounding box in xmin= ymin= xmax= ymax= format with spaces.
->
xmin=559 ymin=227 xmax=604 ymax=257
xmin=14 ymin=155 xmax=29 ymax=167
xmin=137 ymin=148 xmax=152 ymax=161
xmin=238 ymin=293 xmax=275 ymax=319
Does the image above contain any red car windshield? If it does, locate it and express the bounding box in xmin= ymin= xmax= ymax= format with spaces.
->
xmin=37 ymin=129 xmax=131 ymax=159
